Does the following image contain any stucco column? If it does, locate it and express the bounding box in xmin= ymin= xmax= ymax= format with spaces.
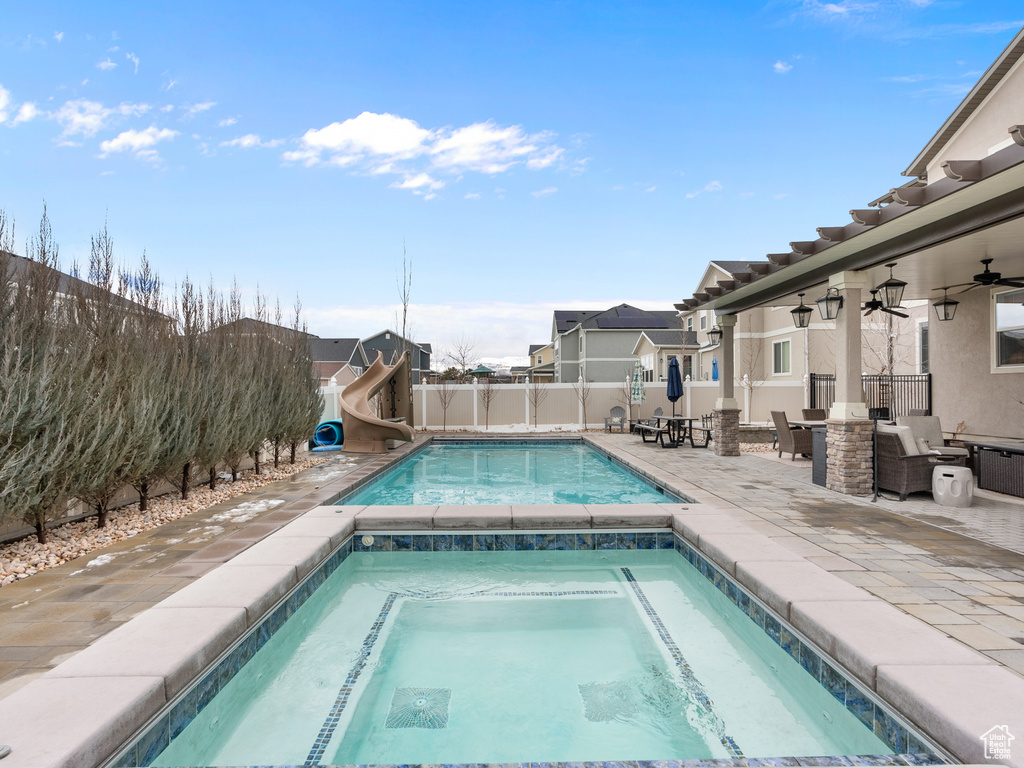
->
xmin=714 ymin=314 xmax=738 ymax=410
xmin=825 ymin=271 xmax=872 ymax=495
xmin=828 ymin=272 xmax=868 ymax=420
xmin=714 ymin=314 xmax=740 ymax=456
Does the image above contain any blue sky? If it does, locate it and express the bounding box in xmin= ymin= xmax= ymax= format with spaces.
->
xmin=1 ymin=2 xmax=1022 ymax=365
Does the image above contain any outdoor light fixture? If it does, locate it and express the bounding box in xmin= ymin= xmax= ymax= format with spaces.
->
xmin=878 ymin=263 xmax=907 ymax=309
xmin=707 ymin=325 xmax=723 ymax=345
xmin=816 ymin=287 xmax=844 ymax=320
xmin=790 ymin=293 xmax=813 ymax=328
xmin=933 ymin=288 xmax=959 ymax=321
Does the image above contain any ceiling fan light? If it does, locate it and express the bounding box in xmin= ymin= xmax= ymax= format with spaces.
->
xmin=933 ymin=290 xmax=958 ymax=321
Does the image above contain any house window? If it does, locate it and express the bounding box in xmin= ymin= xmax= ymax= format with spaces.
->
xmin=536 ymin=356 xmax=542 ymax=365
xmin=772 ymin=339 xmax=791 ymax=375
xmin=919 ymin=324 xmax=929 ymax=375
xmin=995 ymin=288 xmax=1024 ymax=368
xmin=641 ymin=353 xmax=655 ymax=382
xmin=683 ymin=355 xmax=693 ymax=380
xmin=700 ymin=314 xmax=707 ymax=331
xmin=686 ymin=317 xmax=693 ymax=332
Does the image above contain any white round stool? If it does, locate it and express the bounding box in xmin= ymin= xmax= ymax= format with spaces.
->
xmin=932 ymin=465 xmax=974 ymax=508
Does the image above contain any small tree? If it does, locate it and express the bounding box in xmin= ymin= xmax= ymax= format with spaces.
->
xmin=446 ymin=333 xmax=476 ymax=381
xmin=573 ymin=375 xmax=593 ymax=430
xmin=478 ymin=375 xmax=497 ymax=430
xmin=435 ymin=377 xmax=456 ymax=431
xmin=527 ymin=378 xmax=548 ymax=428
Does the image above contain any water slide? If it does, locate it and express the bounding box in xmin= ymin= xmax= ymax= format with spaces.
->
xmin=340 ymin=350 xmax=416 ymax=453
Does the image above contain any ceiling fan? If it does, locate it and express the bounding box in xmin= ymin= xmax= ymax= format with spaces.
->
xmin=863 ymin=289 xmax=908 ymax=318
xmin=948 ymin=258 xmax=1024 ymax=293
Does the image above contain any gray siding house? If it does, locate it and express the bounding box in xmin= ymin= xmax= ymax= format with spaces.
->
xmin=550 ymin=304 xmax=685 ymax=382
xmin=361 ymin=330 xmax=432 ymax=383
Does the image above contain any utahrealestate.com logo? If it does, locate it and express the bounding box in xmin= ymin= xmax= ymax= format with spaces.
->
xmin=980 ymin=725 xmax=1014 ymax=760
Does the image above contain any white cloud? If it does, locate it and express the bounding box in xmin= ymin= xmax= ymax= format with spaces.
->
xmin=54 ymin=31 xmax=64 ymax=42
xmin=686 ymin=180 xmax=723 ymax=199
xmin=284 ymin=111 xmax=568 ymax=195
xmin=107 ymin=46 xmax=120 ymax=53
xmin=184 ymin=102 xmax=216 ymax=117
xmin=218 ymin=116 xmax=238 ymax=127
xmin=127 ymin=53 xmax=139 ymax=74
xmin=299 ymin=111 xmax=432 ymax=164
xmin=12 ymin=102 xmax=39 ymax=125
xmin=160 ymin=104 xmax=174 ymax=112
xmin=99 ymin=126 xmax=179 ymax=159
xmin=96 ymin=58 xmax=117 ymax=71
xmin=646 ymin=186 xmax=657 ymax=193
xmin=532 ymin=186 xmax=557 ymax=198
xmin=774 ymin=60 xmax=793 ymax=74
xmin=219 ymin=134 xmax=283 ymax=149
xmin=0 ymin=85 xmax=9 ymax=122
xmin=391 ymin=173 xmax=443 ymax=190
xmin=464 ymin=192 xmax=481 ymax=199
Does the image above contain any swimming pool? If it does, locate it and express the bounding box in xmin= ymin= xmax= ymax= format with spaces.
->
xmin=341 ymin=439 xmax=687 ymax=505
xmin=141 ymin=542 xmax=941 ymax=767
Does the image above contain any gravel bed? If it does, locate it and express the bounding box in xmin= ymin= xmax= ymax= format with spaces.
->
xmin=0 ymin=457 xmax=328 ymax=588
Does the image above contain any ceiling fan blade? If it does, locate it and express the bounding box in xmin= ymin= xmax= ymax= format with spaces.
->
xmin=956 ymin=284 xmax=980 ymax=294
xmin=997 ymin=279 xmax=1024 ymax=289
xmin=945 ymin=281 xmax=976 ymax=289
xmin=863 ymin=307 xmax=875 ymax=316
xmin=882 ymin=308 xmax=909 ymax=318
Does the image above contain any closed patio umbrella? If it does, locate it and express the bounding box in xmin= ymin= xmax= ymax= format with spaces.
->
xmin=711 ymin=355 xmax=719 ymax=382
xmin=666 ymin=357 xmax=682 ymax=417
xmin=630 ymin=360 xmax=646 ymax=421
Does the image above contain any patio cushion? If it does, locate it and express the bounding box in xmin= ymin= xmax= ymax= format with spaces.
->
xmin=897 ymin=416 xmax=945 ymax=447
xmin=877 ymin=424 xmax=920 ymax=456
xmin=915 ymin=438 xmax=941 ymax=456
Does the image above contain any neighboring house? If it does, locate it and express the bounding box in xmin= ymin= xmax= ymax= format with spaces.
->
xmin=551 ymin=304 xmax=684 ymax=382
xmin=678 ymin=261 xmax=928 ymax=391
xmin=361 ymin=330 xmax=432 ymax=383
xmin=508 ymin=365 xmax=531 ymax=383
xmin=310 ymin=338 xmax=369 ymax=386
xmin=210 ymin=316 xmax=317 ymax=341
xmin=676 ymin=25 xmax=1024 ymax=449
xmin=631 ymin=330 xmax=699 ymax=382
xmin=527 ymin=343 xmax=554 ymax=382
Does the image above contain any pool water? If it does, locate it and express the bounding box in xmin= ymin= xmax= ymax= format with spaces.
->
xmin=342 ymin=441 xmax=682 ymax=505
xmin=153 ymin=549 xmax=893 ymax=766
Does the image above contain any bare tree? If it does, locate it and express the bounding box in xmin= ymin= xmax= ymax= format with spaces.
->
xmin=446 ymin=333 xmax=476 ymax=381
xmin=435 ymin=377 xmax=456 ymax=431
xmin=395 ymin=243 xmax=413 ymax=358
xmin=573 ymin=375 xmax=593 ymax=430
xmin=478 ymin=374 xmax=497 ymax=430
xmin=527 ymin=377 xmax=548 ymax=428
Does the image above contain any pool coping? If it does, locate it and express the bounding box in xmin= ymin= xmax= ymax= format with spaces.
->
xmin=0 ymin=436 xmax=1020 ymax=768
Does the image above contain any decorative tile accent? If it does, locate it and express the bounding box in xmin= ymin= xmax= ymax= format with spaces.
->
xmin=385 ymin=686 xmax=452 ymax=729
xmin=620 ymin=567 xmax=742 ymax=758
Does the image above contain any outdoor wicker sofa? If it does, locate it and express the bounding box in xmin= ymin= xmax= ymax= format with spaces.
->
xmin=875 ymin=428 xmax=966 ymax=501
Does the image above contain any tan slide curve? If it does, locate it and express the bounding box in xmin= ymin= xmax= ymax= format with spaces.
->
xmin=340 ymin=350 xmax=416 ymax=453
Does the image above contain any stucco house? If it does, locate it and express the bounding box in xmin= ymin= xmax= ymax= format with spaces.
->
xmin=631 ymin=330 xmax=699 ymax=382
xmin=677 ymin=25 xmax=1024 ymax=495
xmin=551 ymin=304 xmax=684 ymax=382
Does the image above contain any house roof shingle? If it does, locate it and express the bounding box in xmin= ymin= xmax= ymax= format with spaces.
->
xmin=310 ymin=338 xmax=361 ymax=362
xmin=554 ymin=304 xmax=683 ymax=335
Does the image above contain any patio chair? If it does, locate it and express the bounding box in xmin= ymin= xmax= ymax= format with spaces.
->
xmin=691 ymin=413 xmax=713 ymax=448
xmin=895 ymin=415 xmax=970 ymax=461
xmin=874 ymin=427 xmax=943 ymax=501
xmin=801 ymin=408 xmax=827 ymax=421
xmin=771 ymin=411 xmax=813 ymax=461
xmin=604 ymin=406 xmax=626 ymax=433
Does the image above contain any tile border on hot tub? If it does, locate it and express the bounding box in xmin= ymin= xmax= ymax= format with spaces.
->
xmin=106 ymin=529 xmax=946 ymax=768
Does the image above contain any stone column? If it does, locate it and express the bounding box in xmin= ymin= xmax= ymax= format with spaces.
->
xmin=825 ymin=272 xmax=872 ymax=494
xmin=714 ymin=315 xmax=740 ymax=456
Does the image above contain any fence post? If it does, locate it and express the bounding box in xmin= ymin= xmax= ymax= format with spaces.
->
xmin=685 ymin=375 xmax=692 ymax=418
xmin=473 ymin=377 xmax=479 ymax=428
xmin=742 ymin=374 xmax=751 ymax=423
xmin=421 ymin=386 xmax=427 ymax=429
xmin=525 ymin=381 xmax=530 ymax=427
xmin=577 ymin=375 xmax=584 ymax=429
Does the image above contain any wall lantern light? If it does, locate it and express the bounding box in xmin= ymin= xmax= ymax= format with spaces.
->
xmin=933 ymin=288 xmax=959 ymax=322
xmin=878 ymin=262 xmax=907 ymax=309
xmin=790 ymin=293 xmax=813 ymax=328
xmin=816 ymin=287 xmax=844 ymax=320
xmin=707 ymin=325 xmax=723 ymax=345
